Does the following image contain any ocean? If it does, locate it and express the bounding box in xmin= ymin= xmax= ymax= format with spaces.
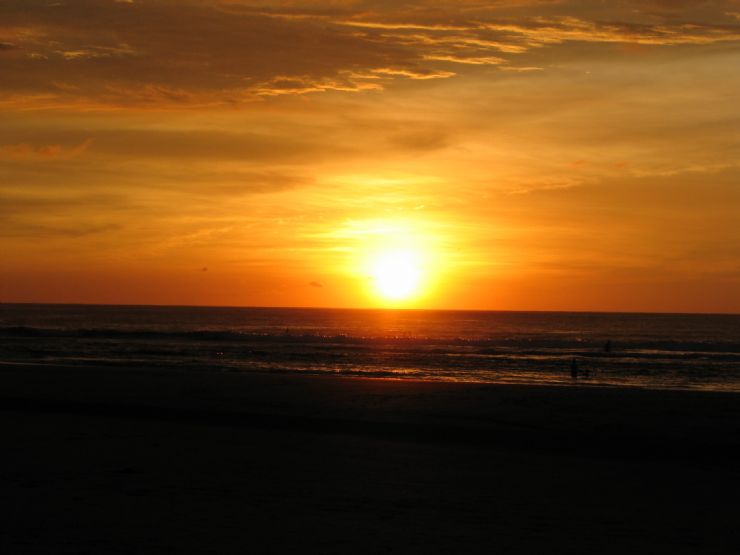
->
xmin=1 ymin=303 xmax=739 ymax=392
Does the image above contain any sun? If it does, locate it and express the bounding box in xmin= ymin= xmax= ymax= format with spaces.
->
xmin=370 ymin=248 xmax=423 ymax=301
xmin=340 ymin=216 xmax=440 ymax=306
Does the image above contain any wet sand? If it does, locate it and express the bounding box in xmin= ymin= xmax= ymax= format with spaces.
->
xmin=1 ymin=362 xmax=739 ymax=553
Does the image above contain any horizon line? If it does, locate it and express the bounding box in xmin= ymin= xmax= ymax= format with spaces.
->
xmin=2 ymin=301 xmax=738 ymax=317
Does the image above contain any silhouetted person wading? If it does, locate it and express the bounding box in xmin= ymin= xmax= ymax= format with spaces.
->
xmin=570 ymin=357 xmax=579 ymax=379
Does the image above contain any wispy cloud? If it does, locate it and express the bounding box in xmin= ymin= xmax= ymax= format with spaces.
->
xmin=483 ymin=17 xmax=740 ymax=46
xmin=1 ymin=1 xmax=739 ymax=108
xmin=252 ymin=74 xmax=383 ymax=96
xmin=0 ymin=139 xmax=92 ymax=161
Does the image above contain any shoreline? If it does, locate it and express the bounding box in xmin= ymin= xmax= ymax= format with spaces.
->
xmin=3 ymin=359 xmax=740 ymax=394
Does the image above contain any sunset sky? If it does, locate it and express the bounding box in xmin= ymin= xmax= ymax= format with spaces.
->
xmin=2 ymin=0 xmax=739 ymax=312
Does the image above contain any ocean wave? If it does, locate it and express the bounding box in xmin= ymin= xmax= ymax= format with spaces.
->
xmin=2 ymin=325 xmax=738 ymax=354
xmin=2 ymin=307 xmax=740 ymax=392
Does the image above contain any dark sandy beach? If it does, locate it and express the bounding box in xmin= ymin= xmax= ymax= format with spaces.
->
xmin=2 ymin=362 xmax=739 ymax=554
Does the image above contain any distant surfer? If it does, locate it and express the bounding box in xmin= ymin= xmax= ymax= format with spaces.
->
xmin=570 ymin=357 xmax=579 ymax=379
xmin=603 ymin=340 xmax=612 ymax=353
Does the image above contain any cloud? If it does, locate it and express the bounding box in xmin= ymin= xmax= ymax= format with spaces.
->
xmin=0 ymin=0 xmax=414 ymax=107
xmin=0 ymin=189 xmax=129 ymax=240
xmin=483 ymin=17 xmax=740 ymax=46
xmin=423 ymin=54 xmax=505 ymax=65
xmin=309 ymin=281 xmax=323 ymax=288
xmin=200 ymin=172 xmax=314 ymax=196
xmin=334 ymin=20 xmax=469 ymax=31
xmin=0 ymin=139 xmax=91 ymax=161
xmin=0 ymin=222 xmax=121 ymax=239
xmin=252 ymin=74 xmax=383 ymax=96
xmin=388 ymin=128 xmax=452 ymax=151
xmin=498 ymin=65 xmax=542 ymax=71
xmin=370 ymin=67 xmax=456 ymax=79
xmin=2 ymin=0 xmax=739 ymax=108
xmin=57 ymin=44 xmax=137 ymax=60
xmin=91 ymin=128 xmax=325 ymax=162
xmin=0 ymin=125 xmax=328 ymax=164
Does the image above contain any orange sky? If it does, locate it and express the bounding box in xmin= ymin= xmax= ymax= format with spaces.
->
xmin=1 ymin=0 xmax=739 ymax=312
